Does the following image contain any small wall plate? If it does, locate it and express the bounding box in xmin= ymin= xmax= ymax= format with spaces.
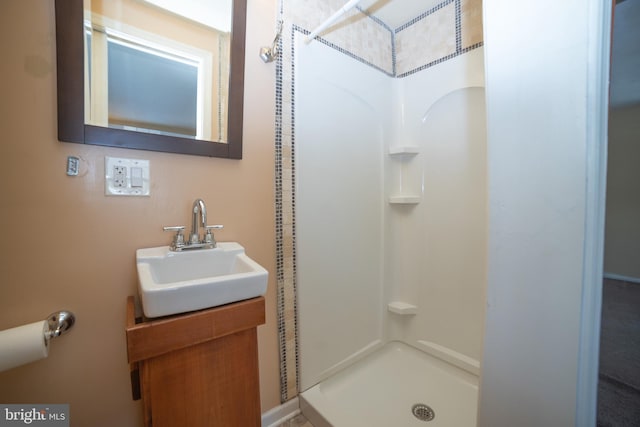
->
xmin=66 ymin=156 xmax=80 ymax=176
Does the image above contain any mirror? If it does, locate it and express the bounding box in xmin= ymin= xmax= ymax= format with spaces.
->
xmin=55 ymin=0 xmax=246 ymax=158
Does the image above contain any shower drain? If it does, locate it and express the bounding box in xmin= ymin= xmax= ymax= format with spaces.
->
xmin=412 ymin=403 xmax=435 ymax=422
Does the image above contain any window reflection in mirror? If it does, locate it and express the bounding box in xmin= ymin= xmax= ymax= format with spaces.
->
xmin=83 ymin=0 xmax=231 ymax=142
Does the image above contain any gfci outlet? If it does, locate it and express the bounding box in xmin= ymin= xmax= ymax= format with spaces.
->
xmin=113 ymin=165 xmax=127 ymax=188
xmin=105 ymin=157 xmax=150 ymax=196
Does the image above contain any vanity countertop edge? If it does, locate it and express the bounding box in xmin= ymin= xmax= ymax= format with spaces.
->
xmin=125 ymin=296 xmax=266 ymax=364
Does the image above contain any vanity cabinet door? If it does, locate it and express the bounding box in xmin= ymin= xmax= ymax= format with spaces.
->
xmin=140 ymin=328 xmax=261 ymax=427
xmin=126 ymin=296 xmax=265 ymax=427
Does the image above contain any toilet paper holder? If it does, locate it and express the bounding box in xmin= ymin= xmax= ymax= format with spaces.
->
xmin=44 ymin=311 xmax=75 ymax=341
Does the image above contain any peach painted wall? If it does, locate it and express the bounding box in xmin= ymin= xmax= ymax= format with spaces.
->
xmin=0 ymin=0 xmax=280 ymax=425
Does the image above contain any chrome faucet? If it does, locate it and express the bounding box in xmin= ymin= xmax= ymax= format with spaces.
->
xmin=163 ymin=199 xmax=223 ymax=251
xmin=190 ymin=198 xmax=207 ymax=245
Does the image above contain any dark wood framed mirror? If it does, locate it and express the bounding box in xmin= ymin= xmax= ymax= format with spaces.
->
xmin=55 ymin=0 xmax=246 ymax=158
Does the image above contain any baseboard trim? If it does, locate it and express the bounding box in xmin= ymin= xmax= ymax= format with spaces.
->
xmin=262 ymin=397 xmax=300 ymax=427
xmin=603 ymin=272 xmax=640 ymax=284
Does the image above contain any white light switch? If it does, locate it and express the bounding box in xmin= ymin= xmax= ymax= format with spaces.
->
xmin=105 ymin=157 xmax=150 ymax=196
xmin=130 ymin=166 xmax=143 ymax=187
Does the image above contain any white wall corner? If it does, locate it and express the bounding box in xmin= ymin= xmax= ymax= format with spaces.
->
xmin=479 ymin=0 xmax=612 ymax=426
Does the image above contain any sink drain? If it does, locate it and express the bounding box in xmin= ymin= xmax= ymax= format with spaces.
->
xmin=412 ymin=403 xmax=435 ymax=422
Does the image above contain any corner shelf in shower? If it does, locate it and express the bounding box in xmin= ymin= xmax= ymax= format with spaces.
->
xmin=388 ymin=196 xmax=421 ymax=204
xmin=387 ymin=301 xmax=418 ymax=315
xmin=388 ymin=146 xmax=421 ymax=204
xmin=388 ymin=146 xmax=419 ymax=156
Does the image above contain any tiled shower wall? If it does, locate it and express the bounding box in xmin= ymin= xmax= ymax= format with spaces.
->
xmin=290 ymin=0 xmax=394 ymax=75
xmin=395 ymin=0 xmax=483 ymax=76
xmin=287 ymin=0 xmax=483 ymax=76
xmin=275 ymin=0 xmax=483 ymax=402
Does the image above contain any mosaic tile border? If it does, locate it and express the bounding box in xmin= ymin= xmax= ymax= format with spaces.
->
xmin=395 ymin=0 xmax=455 ymax=32
xmin=275 ymin=32 xmax=286 ymax=403
xmin=397 ymin=41 xmax=483 ymax=78
xmin=275 ymin=0 xmax=483 ymax=403
xmin=275 ymin=0 xmax=300 ymax=401
xmin=455 ymin=0 xmax=463 ymax=53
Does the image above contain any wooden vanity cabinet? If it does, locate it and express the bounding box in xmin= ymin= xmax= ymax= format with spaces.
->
xmin=125 ymin=296 xmax=265 ymax=427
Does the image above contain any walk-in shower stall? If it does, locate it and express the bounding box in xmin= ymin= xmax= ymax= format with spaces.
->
xmin=284 ymin=1 xmax=487 ymax=422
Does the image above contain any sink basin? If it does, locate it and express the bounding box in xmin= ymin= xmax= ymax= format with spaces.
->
xmin=136 ymin=242 xmax=268 ymax=318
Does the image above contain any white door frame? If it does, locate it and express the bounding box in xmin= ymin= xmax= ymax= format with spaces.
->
xmin=576 ymin=0 xmax=612 ymax=425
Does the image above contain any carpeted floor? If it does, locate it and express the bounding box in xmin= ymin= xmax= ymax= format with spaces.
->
xmin=597 ymin=278 xmax=640 ymax=427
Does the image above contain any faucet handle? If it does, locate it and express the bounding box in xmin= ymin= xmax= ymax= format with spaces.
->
xmin=163 ymin=226 xmax=186 ymax=250
xmin=204 ymin=225 xmax=223 ymax=245
xmin=163 ymin=226 xmax=185 ymax=231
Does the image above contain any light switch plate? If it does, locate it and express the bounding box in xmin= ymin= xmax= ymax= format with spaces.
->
xmin=105 ymin=157 xmax=150 ymax=196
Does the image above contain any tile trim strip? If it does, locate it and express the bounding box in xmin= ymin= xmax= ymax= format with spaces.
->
xmin=397 ymin=41 xmax=483 ymax=78
xmin=274 ymin=30 xmax=290 ymax=403
xmin=455 ymin=0 xmax=463 ymax=53
xmin=395 ymin=0 xmax=455 ymax=33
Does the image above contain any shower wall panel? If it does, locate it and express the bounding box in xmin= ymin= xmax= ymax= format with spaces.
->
xmin=295 ymin=33 xmax=391 ymax=391
xmin=385 ymin=48 xmax=486 ymax=371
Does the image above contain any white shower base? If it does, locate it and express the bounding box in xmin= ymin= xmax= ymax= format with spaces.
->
xmin=300 ymin=341 xmax=478 ymax=427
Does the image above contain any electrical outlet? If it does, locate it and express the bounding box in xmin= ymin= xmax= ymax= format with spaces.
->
xmin=105 ymin=157 xmax=150 ymax=196
xmin=113 ymin=165 xmax=127 ymax=187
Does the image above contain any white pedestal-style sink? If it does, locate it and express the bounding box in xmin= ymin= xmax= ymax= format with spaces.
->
xmin=136 ymin=242 xmax=268 ymax=318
